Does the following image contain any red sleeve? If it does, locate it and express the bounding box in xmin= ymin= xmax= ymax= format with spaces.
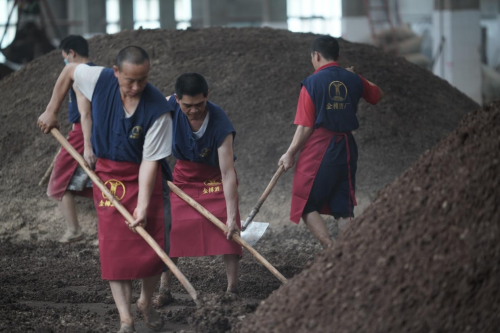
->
xmin=294 ymin=86 xmax=316 ymax=128
xmin=359 ymin=75 xmax=380 ymax=105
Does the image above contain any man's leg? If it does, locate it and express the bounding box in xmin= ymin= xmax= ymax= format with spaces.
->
xmin=330 ymin=163 xmax=357 ymax=238
xmin=303 ymin=211 xmax=333 ymax=247
xmin=137 ymin=274 xmax=164 ymax=330
xmin=58 ymin=191 xmax=83 ymax=243
xmin=109 ymin=280 xmax=134 ymax=330
xmin=301 ymin=159 xmax=340 ymax=248
xmin=224 ymin=254 xmax=239 ymax=293
xmin=154 ymin=176 xmax=176 ymax=307
xmin=337 ymin=217 xmax=351 ymax=236
xmin=154 ymin=258 xmax=178 ymax=307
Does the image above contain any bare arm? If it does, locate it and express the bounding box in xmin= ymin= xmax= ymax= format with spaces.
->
xmin=218 ymin=134 xmax=239 ymax=240
xmin=129 ymin=160 xmax=158 ymax=229
xmin=37 ymin=63 xmax=79 ymax=133
xmin=278 ymin=125 xmax=314 ymax=171
xmin=73 ymin=83 xmax=96 ymax=168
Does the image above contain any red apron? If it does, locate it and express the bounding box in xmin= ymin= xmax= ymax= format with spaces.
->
xmin=47 ymin=123 xmax=93 ymax=200
xmin=169 ymin=160 xmax=242 ymax=258
xmin=94 ymin=158 xmax=165 ymax=280
xmin=290 ymin=127 xmax=357 ymax=224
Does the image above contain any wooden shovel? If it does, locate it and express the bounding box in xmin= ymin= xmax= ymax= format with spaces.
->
xmin=242 ymin=165 xmax=284 ymax=231
xmin=167 ymin=181 xmax=288 ymax=284
xmin=49 ymin=128 xmax=198 ymax=301
xmin=38 ymin=148 xmax=60 ymax=186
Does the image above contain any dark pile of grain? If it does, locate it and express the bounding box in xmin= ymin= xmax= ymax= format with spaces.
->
xmin=241 ymin=102 xmax=500 ymax=333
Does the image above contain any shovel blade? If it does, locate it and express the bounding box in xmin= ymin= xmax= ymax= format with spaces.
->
xmin=240 ymin=221 xmax=269 ymax=247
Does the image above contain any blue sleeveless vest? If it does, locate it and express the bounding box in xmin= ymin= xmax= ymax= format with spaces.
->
xmin=90 ymin=68 xmax=172 ymax=169
xmin=302 ymin=65 xmax=363 ymax=166
xmin=169 ymin=96 xmax=236 ymax=168
xmin=68 ymin=62 xmax=95 ymax=124
xmin=302 ymin=65 xmax=364 ymax=133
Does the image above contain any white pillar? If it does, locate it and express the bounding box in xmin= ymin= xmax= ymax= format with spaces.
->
xmin=433 ymin=0 xmax=482 ymax=104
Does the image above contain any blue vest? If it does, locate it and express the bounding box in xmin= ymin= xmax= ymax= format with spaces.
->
xmin=68 ymin=62 xmax=95 ymax=124
xmin=90 ymin=69 xmax=172 ymax=173
xmin=169 ymin=96 xmax=236 ymax=168
xmin=302 ymin=65 xmax=363 ymax=166
xmin=302 ymin=64 xmax=364 ymax=133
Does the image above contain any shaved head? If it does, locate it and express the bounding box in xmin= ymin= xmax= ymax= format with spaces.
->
xmin=115 ymin=46 xmax=150 ymax=71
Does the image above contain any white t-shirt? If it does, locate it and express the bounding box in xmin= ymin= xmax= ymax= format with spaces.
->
xmin=74 ymin=64 xmax=172 ymax=161
xmin=192 ymin=112 xmax=209 ymax=139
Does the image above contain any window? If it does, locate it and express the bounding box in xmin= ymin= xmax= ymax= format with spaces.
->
xmin=287 ymin=0 xmax=342 ymax=37
xmin=134 ymin=0 xmax=160 ymax=29
xmin=0 ymin=0 xmax=18 ymax=63
xmin=175 ymin=0 xmax=191 ymax=29
xmin=106 ymin=0 xmax=120 ymax=34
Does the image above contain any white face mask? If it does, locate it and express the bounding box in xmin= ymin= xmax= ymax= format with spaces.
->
xmin=64 ymin=54 xmax=70 ymax=65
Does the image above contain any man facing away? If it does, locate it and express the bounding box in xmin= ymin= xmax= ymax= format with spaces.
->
xmin=38 ymin=46 xmax=173 ymax=333
xmin=46 ymin=35 xmax=96 ymax=243
xmin=155 ymin=73 xmax=242 ymax=306
xmin=279 ymin=35 xmax=384 ymax=247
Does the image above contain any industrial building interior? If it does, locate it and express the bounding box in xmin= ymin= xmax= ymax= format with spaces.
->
xmin=1 ymin=0 xmax=499 ymax=104
xmin=1 ymin=1 xmax=500 ymax=333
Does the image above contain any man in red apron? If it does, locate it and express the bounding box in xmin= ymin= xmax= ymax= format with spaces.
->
xmin=155 ymin=73 xmax=242 ymax=306
xmin=279 ymin=35 xmax=384 ymax=247
xmin=38 ymin=46 xmax=173 ymax=333
xmin=46 ymin=35 xmax=96 ymax=243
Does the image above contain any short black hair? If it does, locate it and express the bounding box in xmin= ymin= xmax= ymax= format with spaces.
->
xmin=175 ymin=73 xmax=209 ymax=99
xmin=59 ymin=35 xmax=89 ymax=57
xmin=311 ymin=35 xmax=340 ymax=61
xmin=115 ymin=46 xmax=150 ymax=70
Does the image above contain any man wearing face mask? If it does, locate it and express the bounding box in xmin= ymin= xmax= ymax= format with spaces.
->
xmin=37 ymin=46 xmax=173 ymax=333
xmin=46 ymin=35 xmax=96 ymax=243
xmin=155 ymin=73 xmax=241 ymax=307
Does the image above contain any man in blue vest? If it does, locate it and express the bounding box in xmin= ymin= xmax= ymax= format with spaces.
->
xmin=155 ymin=73 xmax=242 ymax=306
xmin=38 ymin=46 xmax=172 ymax=333
xmin=279 ymin=35 xmax=384 ymax=247
xmin=46 ymin=35 xmax=96 ymax=243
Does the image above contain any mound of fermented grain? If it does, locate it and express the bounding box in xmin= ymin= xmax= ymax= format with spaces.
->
xmin=190 ymin=292 xmax=257 ymax=333
xmin=240 ymin=101 xmax=500 ymax=333
xmin=0 ymin=27 xmax=477 ymax=242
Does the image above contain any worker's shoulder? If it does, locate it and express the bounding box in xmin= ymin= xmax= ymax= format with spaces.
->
xmin=90 ymin=66 xmax=112 ymax=79
xmin=143 ymin=83 xmax=171 ymax=109
xmin=207 ymin=101 xmax=234 ymax=126
xmin=143 ymin=82 xmax=165 ymax=97
xmin=207 ymin=101 xmax=228 ymax=117
xmin=307 ymin=67 xmax=361 ymax=84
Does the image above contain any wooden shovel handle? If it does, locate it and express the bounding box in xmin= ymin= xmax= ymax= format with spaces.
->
xmin=260 ymin=165 xmax=285 ymax=203
xmin=49 ymin=128 xmax=198 ymax=301
xmin=38 ymin=148 xmax=60 ymax=186
xmin=167 ymin=181 xmax=288 ymax=284
xmin=243 ymin=165 xmax=284 ymax=228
